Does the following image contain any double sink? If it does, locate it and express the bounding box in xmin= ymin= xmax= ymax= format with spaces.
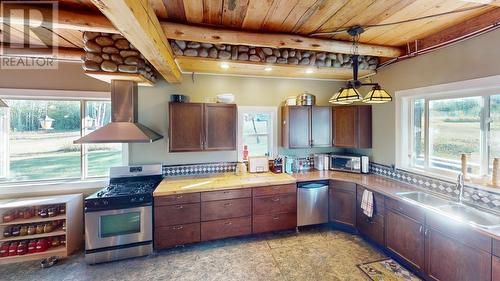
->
xmin=396 ymin=191 xmax=500 ymax=229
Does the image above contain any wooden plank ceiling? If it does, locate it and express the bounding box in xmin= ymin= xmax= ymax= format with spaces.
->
xmin=1 ymin=0 xmax=498 ymax=80
xmin=6 ymin=0 xmax=492 ymax=49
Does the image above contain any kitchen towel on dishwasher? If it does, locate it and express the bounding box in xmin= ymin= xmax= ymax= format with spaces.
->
xmin=361 ymin=189 xmax=374 ymax=218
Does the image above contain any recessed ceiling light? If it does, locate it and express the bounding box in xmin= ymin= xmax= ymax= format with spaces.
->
xmin=220 ymin=62 xmax=230 ymax=69
xmin=305 ymin=68 xmax=314 ymax=74
xmin=264 ymin=66 xmax=272 ymax=72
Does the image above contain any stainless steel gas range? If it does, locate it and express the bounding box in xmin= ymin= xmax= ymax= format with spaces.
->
xmin=84 ymin=164 xmax=163 ymax=264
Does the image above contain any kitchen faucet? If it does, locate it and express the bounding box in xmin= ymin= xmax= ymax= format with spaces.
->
xmin=457 ymin=172 xmax=465 ymax=204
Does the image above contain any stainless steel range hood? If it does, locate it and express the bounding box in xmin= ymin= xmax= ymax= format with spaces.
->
xmin=74 ymin=80 xmax=163 ymax=144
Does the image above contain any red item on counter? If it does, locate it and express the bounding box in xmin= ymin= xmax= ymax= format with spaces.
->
xmin=36 ymin=239 xmax=48 ymax=252
xmin=8 ymin=242 xmax=18 ymax=256
xmin=243 ymin=145 xmax=249 ymax=161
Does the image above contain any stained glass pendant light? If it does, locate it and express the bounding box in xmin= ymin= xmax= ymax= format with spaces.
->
xmin=362 ymin=85 xmax=392 ymax=103
xmin=330 ymin=25 xmax=392 ymax=105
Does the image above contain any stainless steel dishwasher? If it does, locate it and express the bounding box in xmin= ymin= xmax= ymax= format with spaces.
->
xmin=297 ymin=180 xmax=329 ymax=226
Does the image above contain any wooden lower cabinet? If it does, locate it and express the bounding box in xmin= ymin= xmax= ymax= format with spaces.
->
xmin=154 ymin=223 xmax=200 ymax=249
xmin=154 ymin=203 xmax=200 ymax=227
xmin=201 ymin=216 xmax=252 ymax=241
xmin=253 ymin=213 xmax=297 ymax=234
xmin=425 ymin=228 xmax=492 ymax=281
xmin=329 ymin=181 xmax=356 ymax=227
xmin=253 ymin=193 xmax=296 ymax=215
xmin=201 ymin=198 xmax=251 ymax=221
xmin=385 ymin=209 xmax=425 ymax=271
xmin=356 ymin=186 xmax=384 ymax=245
xmin=493 ymin=255 xmax=500 ymax=281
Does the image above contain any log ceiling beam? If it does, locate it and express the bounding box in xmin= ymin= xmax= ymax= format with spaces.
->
xmin=406 ymin=7 xmax=500 ymax=54
xmin=0 ymin=44 xmax=83 ymax=61
xmin=161 ymin=22 xmax=403 ymax=58
xmin=90 ymin=0 xmax=181 ymax=83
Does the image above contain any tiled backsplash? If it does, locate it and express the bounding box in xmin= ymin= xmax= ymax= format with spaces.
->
xmin=163 ymin=162 xmax=237 ymax=177
xmin=161 ymin=161 xmax=500 ymax=213
xmin=370 ymin=163 xmax=500 ymax=213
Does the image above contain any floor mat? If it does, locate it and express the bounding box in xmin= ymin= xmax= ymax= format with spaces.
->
xmin=357 ymin=258 xmax=421 ymax=281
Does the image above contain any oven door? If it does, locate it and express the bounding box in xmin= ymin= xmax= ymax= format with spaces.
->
xmin=85 ymin=206 xmax=152 ymax=250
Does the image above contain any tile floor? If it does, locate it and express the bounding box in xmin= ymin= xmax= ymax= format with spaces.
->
xmin=0 ymin=226 xmax=386 ymax=281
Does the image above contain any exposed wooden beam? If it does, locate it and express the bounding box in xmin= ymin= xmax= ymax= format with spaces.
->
xmin=161 ymin=22 xmax=403 ymax=58
xmin=406 ymin=7 xmax=500 ymax=53
xmin=90 ymin=0 xmax=181 ymax=83
xmin=0 ymin=44 xmax=83 ymax=61
xmin=0 ymin=4 xmax=116 ymax=33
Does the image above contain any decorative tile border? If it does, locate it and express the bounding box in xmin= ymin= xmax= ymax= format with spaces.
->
xmin=163 ymin=162 xmax=237 ymax=177
xmin=370 ymin=163 xmax=500 ymax=213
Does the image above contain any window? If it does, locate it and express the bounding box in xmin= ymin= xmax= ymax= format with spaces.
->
xmin=397 ymin=76 xmax=500 ymax=184
xmin=237 ymin=106 xmax=277 ymax=161
xmin=0 ymin=98 xmax=123 ymax=182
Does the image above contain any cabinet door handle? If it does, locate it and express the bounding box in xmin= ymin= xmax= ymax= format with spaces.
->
xmin=424 ymin=229 xmax=429 ymax=236
xmin=224 ymin=202 xmax=233 ymax=207
xmin=175 ymin=194 xmax=183 ymax=199
xmin=272 ymin=197 xmax=281 ymax=202
xmin=172 ymin=226 xmax=184 ymax=230
xmin=224 ymin=221 xmax=232 ymax=225
xmin=174 ymin=205 xmax=184 ymax=209
xmin=365 ymin=218 xmax=375 ymax=224
xmin=419 ymin=225 xmax=423 ymax=233
xmin=273 ymin=216 xmax=280 ymax=220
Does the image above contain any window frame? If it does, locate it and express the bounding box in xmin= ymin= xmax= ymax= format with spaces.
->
xmin=396 ymin=75 xmax=500 ymax=186
xmin=0 ymin=88 xmax=128 ymax=184
xmin=237 ymin=106 xmax=278 ymax=161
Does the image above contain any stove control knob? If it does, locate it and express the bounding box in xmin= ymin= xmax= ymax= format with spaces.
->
xmin=139 ymin=197 xmax=144 ymax=202
xmin=131 ymin=197 xmax=136 ymax=202
xmin=94 ymin=201 xmax=99 ymax=206
xmin=103 ymin=200 xmax=109 ymax=205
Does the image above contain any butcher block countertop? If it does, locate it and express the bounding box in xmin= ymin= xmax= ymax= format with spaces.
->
xmin=153 ymin=172 xmax=296 ymax=196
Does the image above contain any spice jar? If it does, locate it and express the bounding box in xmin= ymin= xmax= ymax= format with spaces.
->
xmin=23 ymin=208 xmax=34 ymax=219
xmin=2 ymin=211 xmax=15 ymax=223
xmin=52 ymin=220 xmax=60 ymax=229
xmin=20 ymin=226 xmax=28 ymax=236
xmin=43 ymin=223 xmax=53 ymax=233
xmin=59 ymin=204 xmax=66 ymax=215
xmin=0 ymin=242 xmax=9 ymax=257
xmin=11 ymin=226 xmax=20 ymax=236
xmin=36 ymin=239 xmax=48 ymax=252
xmin=36 ymin=224 xmax=44 ymax=234
xmin=51 ymin=237 xmax=60 ymax=247
xmin=60 ymin=236 xmax=66 ymax=246
xmin=62 ymin=221 xmax=66 ymax=231
xmin=17 ymin=241 xmax=27 ymax=255
xmin=3 ymin=227 xmax=11 ymax=238
xmin=27 ymin=225 xmax=36 ymax=235
xmin=8 ymin=242 xmax=18 ymax=256
xmin=48 ymin=207 xmax=56 ymax=217
xmin=39 ymin=208 xmax=48 ymax=218
xmin=27 ymin=240 xmax=37 ymax=254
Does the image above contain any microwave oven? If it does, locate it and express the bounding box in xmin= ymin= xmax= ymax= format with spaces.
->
xmin=329 ymin=154 xmax=369 ymax=174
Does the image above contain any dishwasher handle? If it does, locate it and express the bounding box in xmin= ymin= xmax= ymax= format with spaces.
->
xmin=297 ymin=180 xmax=329 ymax=189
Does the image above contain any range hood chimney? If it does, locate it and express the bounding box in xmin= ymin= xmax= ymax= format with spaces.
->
xmin=74 ymin=80 xmax=163 ymax=144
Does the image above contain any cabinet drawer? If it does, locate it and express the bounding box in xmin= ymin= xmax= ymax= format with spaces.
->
xmin=356 ymin=212 xmax=384 ymax=245
xmin=494 ymin=239 xmax=500 ymax=257
xmin=154 ymin=193 xmax=200 ymax=206
xmin=253 ymin=193 xmax=297 ymax=215
xmin=426 ymin=212 xmax=491 ymax=253
xmin=252 ymin=213 xmax=297 ymax=234
xmin=356 ymin=186 xmax=385 ymax=215
xmin=201 ymin=198 xmax=251 ymax=221
xmin=154 ymin=223 xmax=200 ymax=249
xmin=253 ymin=184 xmax=296 ymax=197
xmin=201 ymin=188 xmax=251 ymax=201
xmin=201 ymin=216 xmax=251 ymax=241
xmin=330 ymin=180 xmax=356 ymax=192
xmin=385 ymin=197 xmax=424 ymax=223
xmin=154 ymin=203 xmax=200 ymax=227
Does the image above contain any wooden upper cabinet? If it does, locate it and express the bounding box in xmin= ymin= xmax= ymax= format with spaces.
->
xmin=169 ymin=102 xmax=236 ymax=152
xmin=169 ymin=103 xmax=204 ymax=152
xmin=311 ymin=106 xmax=332 ymax=147
xmin=281 ymin=106 xmax=332 ymax=148
xmin=333 ymin=105 xmax=372 ymax=148
xmin=204 ymin=104 xmax=237 ymax=151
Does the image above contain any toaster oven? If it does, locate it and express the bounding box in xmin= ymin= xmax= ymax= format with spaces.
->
xmin=330 ymin=154 xmax=369 ymax=174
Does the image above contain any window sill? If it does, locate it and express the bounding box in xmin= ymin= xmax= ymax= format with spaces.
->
xmin=399 ymin=166 xmax=500 ymax=195
xmin=0 ymin=179 xmax=107 ymax=199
